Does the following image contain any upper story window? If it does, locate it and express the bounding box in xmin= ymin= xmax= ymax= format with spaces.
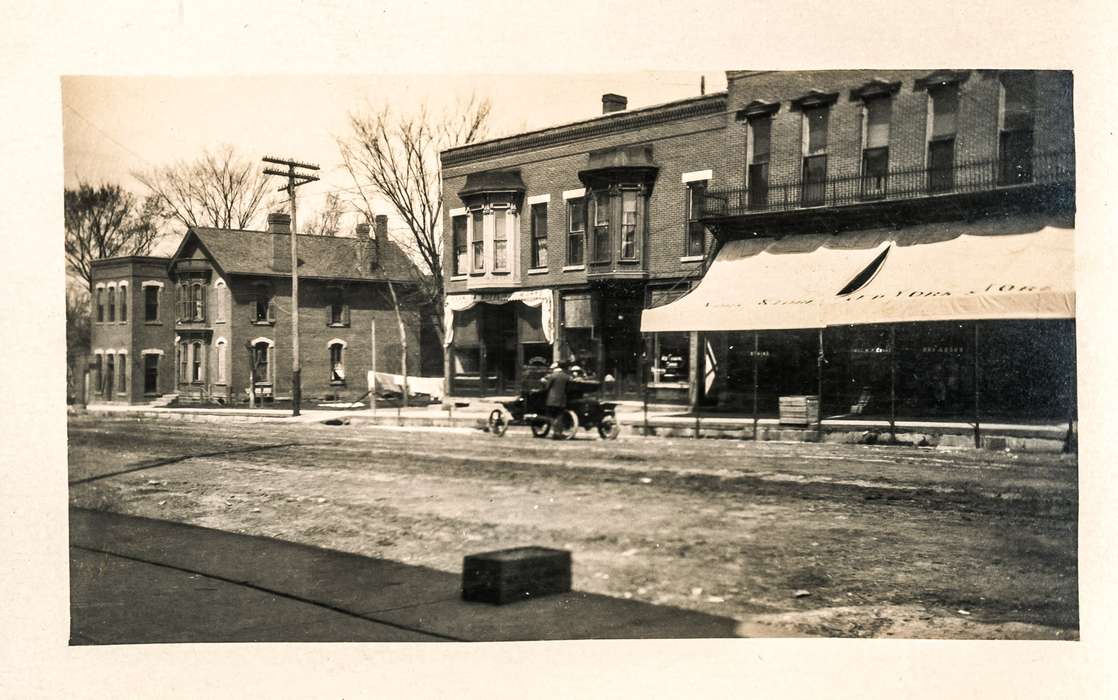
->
xmin=590 ymin=190 xmax=610 ymax=264
xmin=95 ymin=288 xmax=104 ymax=323
xmin=530 ymin=202 xmax=548 ymax=269
xmin=327 ymin=288 xmax=350 ymax=326
xmin=492 ymin=207 xmax=509 ymax=272
xmin=213 ymin=281 xmax=226 ymax=323
xmin=999 ymin=71 xmax=1036 ymax=185
xmin=452 ymin=214 xmax=468 ymax=275
xmin=566 ymin=197 xmax=586 ymax=266
xmin=747 ymin=116 xmax=771 ymax=210
xmin=801 ymin=106 xmax=830 ymax=206
xmin=928 ymin=85 xmax=959 ymax=192
xmin=143 ymin=284 xmax=160 ymax=322
xmin=470 ymin=209 xmax=485 ymax=273
xmin=107 ymin=286 xmax=116 ymax=322
xmin=177 ymin=282 xmax=206 ymax=322
xmin=254 ymin=284 xmax=275 ymax=324
xmin=620 ymin=190 xmax=640 ymax=260
xmin=118 ymin=284 xmax=127 ymax=322
xmin=861 ymin=96 xmax=892 ymax=199
xmin=685 ymin=182 xmax=706 ymax=256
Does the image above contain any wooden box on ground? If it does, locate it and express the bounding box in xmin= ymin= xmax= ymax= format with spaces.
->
xmin=462 ymin=547 xmax=572 ymax=605
xmin=779 ymin=395 xmax=820 ymax=426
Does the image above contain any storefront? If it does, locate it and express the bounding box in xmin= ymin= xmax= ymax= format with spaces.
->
xmin=641 ymin=215 xmax=1076 ymax=427
xmin=445 ymin=289 xmax=555 ymax=395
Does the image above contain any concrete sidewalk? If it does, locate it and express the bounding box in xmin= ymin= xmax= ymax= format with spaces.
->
xmin=70 ymin=508 xmax=741 ymax=644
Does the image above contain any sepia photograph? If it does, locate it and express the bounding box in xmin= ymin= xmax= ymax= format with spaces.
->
xmin=65 ymin=68 xmax=1077 ymax=643
xmin=4 ymin=1 xmax=1117 ymax=697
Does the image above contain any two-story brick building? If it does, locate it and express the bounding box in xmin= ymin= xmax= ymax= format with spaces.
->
xmin=642 ymin=70 xmax=1076 ymax=428
xmin=90 ymin=214 xmax=424 ymax=405
xmin=440 ymin=92 xmax=732 ymax=399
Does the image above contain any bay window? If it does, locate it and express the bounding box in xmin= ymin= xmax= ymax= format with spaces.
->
xmin=471 ymin=209 xmax=485 ymax=272
xmin=620 ymin=189 xmax=639 ymax=260
xmin=591 ymin=190 xmax=610 ymax=263
xmin=493 ymin=207 xmax=508 ymax=272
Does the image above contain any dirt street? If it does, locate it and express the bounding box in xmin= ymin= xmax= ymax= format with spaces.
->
xmin=67 ymin=414 xmax=1078 ymax=639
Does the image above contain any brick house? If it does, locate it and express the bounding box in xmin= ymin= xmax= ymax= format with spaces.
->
xmin=89 ymin=214 xmax=424 ymax=405
xmin=440 ymin=92 xmax=732 ymax=399
xmin=643 ymin=70 xmax=1076 ymax=427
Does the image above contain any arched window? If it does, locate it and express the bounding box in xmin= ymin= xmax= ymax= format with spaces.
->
xmin=328 ymin=340 xmax=346 ymax=384
xmin=118 ymin=283 xmax=128 ymax=322
xmin=191 ymin=341 xmax=204 ymax=382
xmin=214 ymin=280 xmax=226 ymax=323
xmin=117 ymin=351 xmax=127 ymax=393
xmin=251 ymin=338 xmax=274 ymax=383
xmin=191 ymin=283 xmax=206 ymax=321
xmin=107 ymin=286 xmax=116 ymax=322
xmin=215 ymin=338 xmax=227 ymax=384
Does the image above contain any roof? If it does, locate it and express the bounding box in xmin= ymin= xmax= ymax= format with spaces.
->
xmin=181 ymin=227 xmax=420 ymax=283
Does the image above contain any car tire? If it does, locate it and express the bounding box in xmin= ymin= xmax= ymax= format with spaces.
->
xmin=530 ymin=420 xmax=551 ymax=438
xmin=597 ymin=416 xmax=620 ymax=440
xmin=553 ymin=409 xmax=579 ymax=440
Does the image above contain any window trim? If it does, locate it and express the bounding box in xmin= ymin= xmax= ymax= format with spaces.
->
xmin=451 ymin=213 xmax=468 ymax=276
xmin=529 ymin=201 xmax=548 ymax=270
xmin=566 ymin=197 xmax=586 ymax=266
xmin=684 ymin=180 xmax=708 ymax=257
xmin=213 ymin=279 xmax=226 ymax=324
xmin=214 ymin=337 xmax=228 ymax=385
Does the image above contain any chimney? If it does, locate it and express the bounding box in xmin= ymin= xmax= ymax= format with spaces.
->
xmin=602 ymin=93 xmax=627 ymax=114
xmin=269 ymin=212 xmax=291 ymax=271
xmin=355 ymin=222 xmax=370 ymax=239
xmin=372 ymin=215 xmax=388 ymax=268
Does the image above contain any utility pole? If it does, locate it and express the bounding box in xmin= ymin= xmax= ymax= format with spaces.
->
xmin=263 ymin=155 xmax=320 ymax=417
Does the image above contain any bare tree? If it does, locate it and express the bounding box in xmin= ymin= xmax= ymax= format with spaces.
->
xmin=302 ymin=192 xmax=345 ymax=236
xmin=134 ymin=145 xmax=271 ymax=231
xmin=338 ymin=94 xmax=491 ymax=342
xmin=64 ymin=181 xmax=161 ymax=291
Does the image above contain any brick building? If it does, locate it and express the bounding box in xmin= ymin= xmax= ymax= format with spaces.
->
xmin=440 ymin=91 xmax=731 ymax=398
xmin=642 ymin=70 xmax=1076 ymax=428
xmin=89 ymin=214 xmax=424 ymax=405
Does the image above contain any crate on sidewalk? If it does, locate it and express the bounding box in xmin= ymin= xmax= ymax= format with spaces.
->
xmin=779 ymin=395 xmax=820 ymax=426
xmin=462 ymin=546 xmax=572 ymax=605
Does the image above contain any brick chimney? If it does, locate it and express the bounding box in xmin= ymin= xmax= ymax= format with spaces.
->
xmin=355 ymin=222 xmax=370 ymax=239
xmin=372 ymin=215 xmax=388 ymax=269
xmin=269 ymin=212 xmax=291 ymax=271
xmin=602 ymin=93 xmax=627 ymax=114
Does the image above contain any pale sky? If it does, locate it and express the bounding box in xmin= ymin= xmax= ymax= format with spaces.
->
xmin=62 ymin=72 xmax=727 ymax=254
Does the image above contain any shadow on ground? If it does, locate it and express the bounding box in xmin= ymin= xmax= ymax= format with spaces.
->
xmin=70 ymin=508 xmax=741 ymax=644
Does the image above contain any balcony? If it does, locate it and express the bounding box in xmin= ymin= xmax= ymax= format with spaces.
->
xmin=699 ymin=150 xmax=1075 ymax=229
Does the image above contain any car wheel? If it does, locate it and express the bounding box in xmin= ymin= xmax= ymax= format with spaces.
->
xmin=530 ymin=420 xmax=551 ymax=438
xmin=487 ymin=409 xmax=508 ymax=436
xmin=597 ymin=416 xmax=620 ymax=440
xmin=553 ymin=409 xmax=579 ymax=440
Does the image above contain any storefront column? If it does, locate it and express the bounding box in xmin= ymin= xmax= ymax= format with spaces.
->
xmin=889 ymin=324 xmax=897 ymax=435
xmin=973 ymin=321 xmax=982 ymax=448
xmin=478 ymin=310 xmax=487 ymax=395
xmin=688 ymin=331 xmax=701 ymax=410
xmin=752 ymin=331 xmax=759 ymax=440
xmin=816 ymin=328 xmax=824 ymax=427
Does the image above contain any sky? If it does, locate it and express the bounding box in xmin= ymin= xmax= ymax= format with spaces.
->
xmin=62 ymin=72 xmax=727 ymax=254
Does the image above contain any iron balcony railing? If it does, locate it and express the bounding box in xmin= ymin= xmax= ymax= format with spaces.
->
xmin=699 ymin=149 xmax=1075 ymax=219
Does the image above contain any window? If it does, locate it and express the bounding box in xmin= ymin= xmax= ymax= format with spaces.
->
xmin=747 ymin=116 xmax=771 ymax=210
xmin=652 ymin=333 xmax=690 ymax=385
xmin=177 ymin=344 xmax=187 ymax=383
xmin=192 ymin=283 xmax=205 ymax=321
xmin=685 ymin=183 xmax=706 ymax=256
xmin=214 ymin=282 xmax=225 ymax=323
xmin=94 ymin=354 xmax=103 ymax=393
xmin=327 ymin=288 xmax=350 ymax=326
xmin=861 ymin=96 xmax=892 ymax=199
xmin=802 ymin=106 xmax=829 ymax=206
xmin=117 ymin=353 xmax=127 ymax=393
xmin=620 ymin=190 xmax=639 ymax=260
xmin=107 ymin=287 xmax=116 ymax=322
xmin=329 ymin=342 xmax=345 ymax=384
xmin=566 ymin=198 xmax=586 ymax=265
xmin=591 ymin=191 xmax=610 ymax=263
xmin=252 ymin=341 xmax=271 ymax=383
xmin=928 ymin=86 xmax=959 ymax=193
xmin=105 ymin=353 xmax=114 ymax=398
xmin=143 ymin=354 xmax=159 ymax=394
xmin=215 ymin=339 xmax=227 ymax=384
xmin=119 ymin=284 xmax=127 ymax=322
xmin=493 ymin=208 xmax=508 ymax=271
xmin=530 ymin=203 xmax=548 ymax=269
xmin=254 ymin=285 xmax=274 ymax=324
xmin=452 ymin=215 xmax=468 ymax=275
xmin=144 ymin=285 xmax=159 ymax=322
xmin=191 ymin=341 xmax=203 ymax=383
xmin=999 ymin=71 xmax=1036 ymax=185
xmin=471 ymin=210 xmax=485 ymax=272
xmin=96 ymin=288 xmax=104 ymax=323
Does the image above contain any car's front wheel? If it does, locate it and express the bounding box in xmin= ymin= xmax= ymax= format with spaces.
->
xmin=487 ymin=409 xmax=509 ymax=436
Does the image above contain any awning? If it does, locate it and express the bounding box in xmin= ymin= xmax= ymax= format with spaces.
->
xmin=444 ymin=290 xmax=555 ymax=346
xmin=827 ymin=219 xmax=1075 ymax=325
xmin=640 ymin=234 xmax=889 ymax=333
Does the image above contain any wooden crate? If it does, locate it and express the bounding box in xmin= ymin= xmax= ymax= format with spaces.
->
xmin=462 ymin=546 xmax=572 ymax=605
xmin=779 ymin=395 xmax=820 ymax=426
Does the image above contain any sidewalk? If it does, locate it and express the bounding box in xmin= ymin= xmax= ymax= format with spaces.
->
xmin=70 ymin=508 xmax=741 ymax=644
xmin=73 ymin=399 xmax=1074 ymax=453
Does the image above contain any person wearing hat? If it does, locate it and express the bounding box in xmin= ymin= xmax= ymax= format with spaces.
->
xmin=541 ymin=361 xmax=571 ymax=433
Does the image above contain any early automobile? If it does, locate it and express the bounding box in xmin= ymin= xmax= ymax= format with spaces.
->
xmin=487 ymin=379 xmax=620 ymax=440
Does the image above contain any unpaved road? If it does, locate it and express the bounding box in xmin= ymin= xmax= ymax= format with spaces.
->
xmin=68 ymin=414 xmax=1078 ymax=639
